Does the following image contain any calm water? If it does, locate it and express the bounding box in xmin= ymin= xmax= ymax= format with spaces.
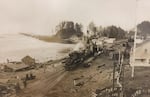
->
xmin=0 ymin=33 xmax=74 ymax=63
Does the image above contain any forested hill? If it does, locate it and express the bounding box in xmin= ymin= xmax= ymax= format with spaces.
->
xmin=137 ymin=21 xmax=150 ymax=36
xmin=55 ymin=21 xmax=83 ymax=39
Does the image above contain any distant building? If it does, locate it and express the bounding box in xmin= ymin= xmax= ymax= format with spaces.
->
xmin=136 ymin=36 xmax=144 ymax=44
xmin=103 ymin=37 xmax=116 ymax=44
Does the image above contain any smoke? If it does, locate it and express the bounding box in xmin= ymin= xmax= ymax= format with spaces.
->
xmin=73 ymin=41 xmax=85 ymax=51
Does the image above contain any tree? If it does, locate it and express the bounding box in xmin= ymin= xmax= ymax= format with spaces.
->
xmin=55 ymin=21 xmax=83 ymax=39
xmin=96 ymin=26 xmax=103 ymax=36
xmin=137 ymin=21 xmax=150 ymax=38
xmin=88 ymin=22 xmax=97 ymax=34
xmin=75 ymin=23 xmax=82 ymax=33
xmin=55 ymin=21 xmax=66 ymax=32
xmin=65 ymin=21 xmax=74 ymax=29
xmin=21 ymin=55 xmax=35 ymax=65
xmin=102 ymin=26 xmax=127 ymax=39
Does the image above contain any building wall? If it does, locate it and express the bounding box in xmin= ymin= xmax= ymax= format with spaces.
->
xmin=130 ymin=40 xmax=150 ymax=67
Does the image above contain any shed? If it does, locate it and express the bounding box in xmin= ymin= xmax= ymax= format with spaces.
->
xmin=3 ymin=63 xmax=29 ymax=72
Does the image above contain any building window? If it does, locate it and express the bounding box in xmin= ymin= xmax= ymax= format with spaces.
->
xmin=135 ymin=59 xmax=146 ymax=62
xmin=145 ymin=49 xmax=148 ymax=53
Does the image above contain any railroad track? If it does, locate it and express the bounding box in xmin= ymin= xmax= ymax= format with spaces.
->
xmin=21 ymin=68 xmax=67 ymax=97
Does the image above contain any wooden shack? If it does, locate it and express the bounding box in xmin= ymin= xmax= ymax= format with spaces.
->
xmin=3 ymin=63 xmax=30 ymax=72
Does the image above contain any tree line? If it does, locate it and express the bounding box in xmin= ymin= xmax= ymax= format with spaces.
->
xmin=55 ymin=21 xmax=150 ymax=40
xmin=88 ymin=22 xmax=127 ymax=39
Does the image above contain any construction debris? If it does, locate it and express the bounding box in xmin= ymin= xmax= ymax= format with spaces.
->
xmin=97 ymin=64 xmax=105 ymax=69
xmin=0 ymin=83 xmax=17 ymax=97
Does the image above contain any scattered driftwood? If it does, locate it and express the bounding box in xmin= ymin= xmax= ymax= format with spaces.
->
xmin=97 ymin=64 xmax=105 ymax=69
xmin=73 ymin=76 xmax=85 ymax=87
xmin=74 ymin=79 xmax=84 ymax=87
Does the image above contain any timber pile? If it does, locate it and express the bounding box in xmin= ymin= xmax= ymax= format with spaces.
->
xmin=63 ymin=49 xmax=97 ymax=71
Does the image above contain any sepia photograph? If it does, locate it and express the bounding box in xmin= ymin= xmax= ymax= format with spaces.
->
xmin=0 ymin=0 xmax=150 ymax=97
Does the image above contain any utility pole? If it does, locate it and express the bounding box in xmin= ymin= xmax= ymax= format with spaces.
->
xmin=120 ymin=55 xmax=124 ymax=97
xmin=122 ymin=62 xmax=125 ymax=97
xmin=132 ymin=0 xmax=139 ymax=78
xmin=112 ymin=62 xmax=116 ymax=97
xmin=119 ymin=51 xmax=121 ymax=64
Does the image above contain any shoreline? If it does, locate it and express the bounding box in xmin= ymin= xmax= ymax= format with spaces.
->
xmin=0 ymin=33 xmax=75 ymax=63
xmin=20 ymin=33 xmax=77 ymax=44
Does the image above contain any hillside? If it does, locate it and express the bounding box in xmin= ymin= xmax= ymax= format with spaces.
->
xmin=55 ymin=21 xmax=83 ymax=40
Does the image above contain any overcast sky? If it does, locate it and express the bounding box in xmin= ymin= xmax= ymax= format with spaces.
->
xmin=0 ymin=0 xmax=149 ymax=35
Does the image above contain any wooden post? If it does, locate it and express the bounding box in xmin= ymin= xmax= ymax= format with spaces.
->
xmin=131 ymin=66 xmax=134 ymax=78
xmin=118 ymin=51 xmax=121 ymax=64
xmin=113 ymin=62 xmax=116 ymax=96
xmin=44 ymin=64 xmax=46 ymax=73
xmin=131 ymin=0 xmax=138 ymax=78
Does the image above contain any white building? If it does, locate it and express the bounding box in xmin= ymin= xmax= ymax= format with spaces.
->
xmin=130 ymin=40 xmax=150 ymax=77
xmin=130 ymin=40 xmax=150 ymax=67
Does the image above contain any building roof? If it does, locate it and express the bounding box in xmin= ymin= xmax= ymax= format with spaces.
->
xmin=4 ymin=63 xmax=29 ymax=71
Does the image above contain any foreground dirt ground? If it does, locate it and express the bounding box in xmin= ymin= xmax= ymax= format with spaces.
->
xmin=2 ymin=56 xmax=150 ymax=97
xmin=124 ymin=67 xmax=150 ymax=89
xmin=44 ymin=56 xmax=115 ymax=97
xmin=17 ymin=56 xmax=114 ymax=97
